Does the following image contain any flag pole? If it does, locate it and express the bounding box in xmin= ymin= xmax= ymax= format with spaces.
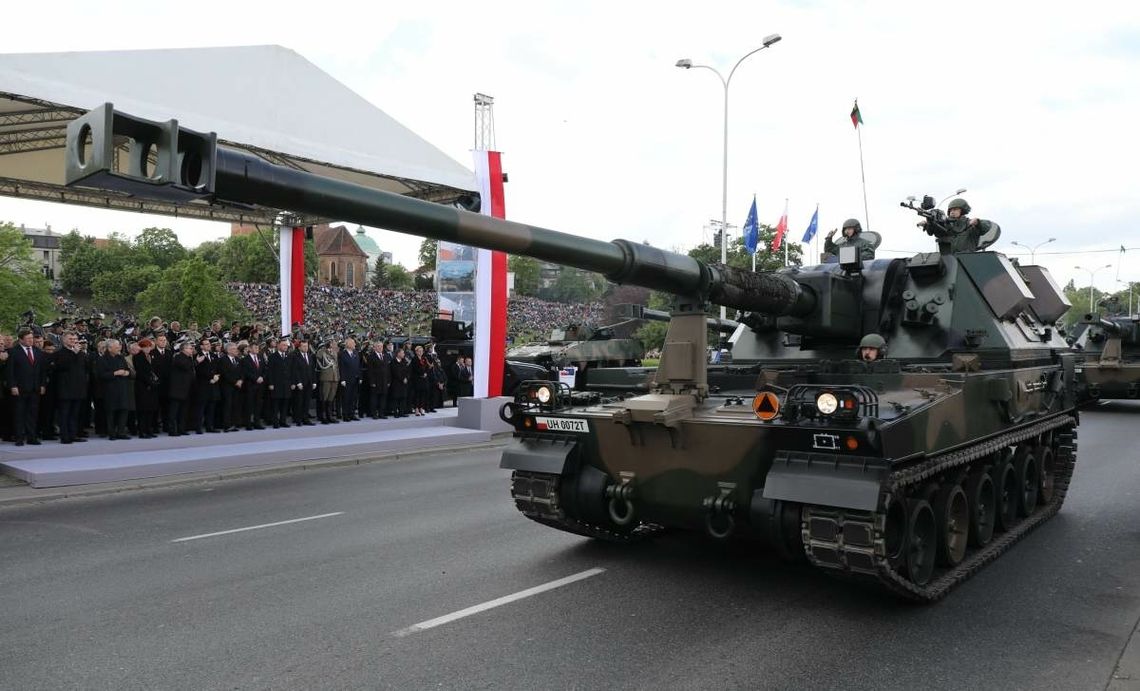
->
xmin=855 ymin=101 xmax=870 ymax=230
xmin=783 ymin=198 xmax=789 ymax=267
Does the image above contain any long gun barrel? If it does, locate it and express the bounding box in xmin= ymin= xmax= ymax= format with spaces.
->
xmin=64 ymin=105 xmax=815 ymax=318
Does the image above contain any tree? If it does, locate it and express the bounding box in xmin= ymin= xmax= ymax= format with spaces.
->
xmin=633 ymin=291 xmax=672 ymax=351
xmin=134 ymin=227 xmax=187 ymax=268
xmin=386 ymin=264 xmax=414 ymax=291
xmin=413 ymin=271 xmax=434 ymax=291
xmin=418 ymin=238 xmax=438 ymax=271
xmin=545 ymin=268 xmax=606 ymax=304
xmin=369 ymin=255 xmax=390 ymax=289
xmin=137 ymin=256 xmax=244 ymax=324
xmin=0 ymin=222 xmax=53 ymax=328
xmin=193 ymin=240 xmax=224 ymax=266
xmin=212 ymin=231 xmax=318 ymax=284
xmin=687 ymin=224 xmax=802 ymax=273
xmin=92 ymin=264 xmax=162 ymax=307
xmin=509 ymin=255 xmax=541 ymax=297
xmin=59 ymin=231 xmax=103 ymax=295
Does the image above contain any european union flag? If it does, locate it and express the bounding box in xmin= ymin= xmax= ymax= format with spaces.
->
xmin=743 ymin=196 xmax=759 ymax=255
xmin=802 ymin=205 xmax=819 ymax=243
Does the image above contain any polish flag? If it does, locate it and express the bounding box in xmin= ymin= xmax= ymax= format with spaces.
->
xmin=473 ymin=150 xmax=508 ymax=398
xmin=279 ymin=226 xmax=305 ymax=336
xmin=771 ymin=200 xmax=789 ymax=253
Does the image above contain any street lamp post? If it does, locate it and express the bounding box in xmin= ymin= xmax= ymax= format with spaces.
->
xmin=1118 ymin=279 xmax=1135 ymax=316
xmin=1010 ymin=237 xmax=1056 ymax=264
xmin=1075 ymin=263 xmax=1112 ymax=313
xmin=677 ymin=33 xmax=782 ymax=319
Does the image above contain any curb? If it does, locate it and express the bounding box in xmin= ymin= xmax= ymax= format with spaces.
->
xmin=0 ymin=437 xmax=510 ymax=509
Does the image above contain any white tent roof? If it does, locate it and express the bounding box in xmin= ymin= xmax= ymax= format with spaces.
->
xmin=0 ymin=45 xmax=476 ymax=224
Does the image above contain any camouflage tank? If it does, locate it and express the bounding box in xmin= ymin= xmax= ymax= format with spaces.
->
xmin=430 ymin=318 xmax=554 ymax=395
xmin=64 ymin=106 xmax=1081 ymax=601
xmin=1071 ymin=301 xmax=1140 ymax=401
xmin=506 ymin=322 xmax=644 ymax=389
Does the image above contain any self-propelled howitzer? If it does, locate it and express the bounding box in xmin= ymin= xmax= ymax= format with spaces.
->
xmin=64 ymin=105 xmax=1080 ymax=601
xmin=1073 ymin=312 xmax=1140 ymax=401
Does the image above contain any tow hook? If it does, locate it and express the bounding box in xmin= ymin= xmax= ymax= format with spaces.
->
xmin=703 ymin=482 xmax=738 ymax=539
xmin=605 ymin=471 xmax=637 ymax=526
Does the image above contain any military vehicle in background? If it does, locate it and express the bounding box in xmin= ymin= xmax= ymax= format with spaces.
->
xmin=429 ymin=317 xmax=553 ymax=395
xmin=65 ymin=106 xmax=1081 ymax=601
xmin=506 ymin=322 xmax=644 ymax=389
xmin=1071 ymin=299 xmax=1140 ymax=402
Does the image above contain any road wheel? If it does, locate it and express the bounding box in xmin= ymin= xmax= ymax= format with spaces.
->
xmin=934 ymin=483 xmax=969 ymax=567
xmin=991 ymin=453 xmax=1019 ymax=532
xmin=1013 ymin=445 xmax=1039 ymax=517
xmin=883 ymin=496 xmax=907 ymax=571
xmin=965 ymin=470 xmax=996 ymax=547
xmin=1038 ymin=445 xmax=1056 ymax=505
xmin=906 ymin=499 xmax=937 ymax=586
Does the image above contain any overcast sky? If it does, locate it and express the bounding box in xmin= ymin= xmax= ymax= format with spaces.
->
xmin=2 ymin=0 xmax=1138 ymax=292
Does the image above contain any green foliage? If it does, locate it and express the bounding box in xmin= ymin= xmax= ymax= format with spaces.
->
xmin=192 ymin=240 xmax=223 ymax=266
xmin=210 ymin=231 xmax=318 ymax=284
xmin=1062 ymin=278 xmax=1105 ymax=328
xmin=509 ymin=255 xmax=541 ymax=297
xmin=413 ymin=271 xmax=434 ymax=291
xmin=135 ymin=227 xmax=187 ymax=268
xmin=137 ymin=256 xmax=244 ymax=324
xmin=59 ymin=231 xmax=104 ymax=295
xmin=92 ymin=264 xmax=162 ymax=307
xmin=0 ymin=222 xmax=53 ymax=328
xmin=687 ymin=225 xmax=802 ymax=272
xmin=386 ymin=264 xmax=414 ymax=290
xmin=370 ymin=256 xmax=390 ymax=289
xmin=634 ymin=321 xmax=668 ymax=351
xmin=543 ymin=268 xmax=606 ymax=304
xmin=418 ymin=238 xmax=438 ymax=271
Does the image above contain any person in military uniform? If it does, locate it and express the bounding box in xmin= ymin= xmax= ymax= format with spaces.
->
xmin=923 ymin=198 xmax=1000 ymax=254
xmin=315 ymin=341 xmax=340 ymax=424
xmin=824 ymin=218 xmax=876 ymax=261
xmin=857 ymin=333 xmax=887 ymax=362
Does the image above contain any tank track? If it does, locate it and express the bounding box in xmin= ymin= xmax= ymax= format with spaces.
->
xmin=509 ymin=471 xmax=664 ymax=543
xmin=802 ymin=414 xmax=1078 ymax=602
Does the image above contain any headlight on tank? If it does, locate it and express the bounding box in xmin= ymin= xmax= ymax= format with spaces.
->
xmin=815 ymin=392 xmax=839 ymax=415
xmin=535 ymin=386 xmax=553 ymax=404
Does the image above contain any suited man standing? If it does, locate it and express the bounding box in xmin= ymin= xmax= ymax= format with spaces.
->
xmin=338 ymin=337 xmax=362 ymax=422
xmin=290 ymin=340 xmax=318 ymax=426
xmin=6 ymin=328 xmax=45 ymax=446
xmin=219 ymin=342 xmax=244 ymax=432
xmin=167 ymin=339 xmax=196 ymax=436
xmin=151 ymin=332 xmax=173 ymax=432
xmin=53 ymin=331 xmax=89 ymax=444
xmin=97 ymin=339 xmax=132 ymax=440
xmin=266 ymin=338 xmax=294 ymax=428
xmin=241 ymin=342 xmax=266 ymax=430
xmin=365 ymin=340 xmax=391 ymax=419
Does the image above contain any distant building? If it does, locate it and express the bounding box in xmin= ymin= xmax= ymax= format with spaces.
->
xmin=19 ymin=224 xmax=63 ymax=283
xmin=230 ymin=222 xmax=368 ymax=288
xmin=352 ymin=226 xmax=384 ymax=281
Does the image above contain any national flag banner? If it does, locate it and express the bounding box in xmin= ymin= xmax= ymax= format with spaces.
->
xmin=743 ymin=196 xmax=759 ymax=255
xmin=772 ymin=200 xmax=788 ymax=253
xmin=802 ymin=204 xmax=819 ymax=243
xmin=472 ymin=149 xmax=509 ymax=398
xmin=850 ymin=99 xmax=863 ymax=129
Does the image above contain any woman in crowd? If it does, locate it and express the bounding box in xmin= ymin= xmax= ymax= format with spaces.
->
xmin=410 ymin=344 xmax=431 ymax=416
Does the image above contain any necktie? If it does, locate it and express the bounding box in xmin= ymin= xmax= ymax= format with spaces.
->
xmin=27 ymin=347 xmax=34 ymax=364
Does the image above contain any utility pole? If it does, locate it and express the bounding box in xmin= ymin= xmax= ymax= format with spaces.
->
xmin=474 ymin=93 xmax=496 ymax=150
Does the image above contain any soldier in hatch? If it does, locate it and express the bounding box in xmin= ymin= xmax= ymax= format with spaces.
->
xmin=824 ymin=218 xmax=876 ymax=261
xmin=857 ymin=333 xmax=887 ymax=362
xmin=923 ymin=198 xmax=1000 ymax=254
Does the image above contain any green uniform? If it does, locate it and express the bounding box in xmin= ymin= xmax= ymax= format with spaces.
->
xmin=824 ymin=234 xmax=876 ymax=261
xmin=930 ymin=218 xmax=998 ymax=254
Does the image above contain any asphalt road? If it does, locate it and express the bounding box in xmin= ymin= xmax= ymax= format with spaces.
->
xmin=2 ymin=401 xmax=1140 ymax=690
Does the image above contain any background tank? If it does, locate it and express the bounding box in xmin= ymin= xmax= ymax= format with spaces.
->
xmin=1072 ymin=301 xmax=1140 ymax=401
xmin=64 ymin=106 xmax=1081 ymax=601
xmin=506 ymin=321 xmax=644 ymax=389
xmin=429 ymin=317 xmax=554 ymax=395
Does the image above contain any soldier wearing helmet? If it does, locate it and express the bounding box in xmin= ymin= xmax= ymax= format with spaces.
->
xmin=926 ymin=198 xmax=1000 ymax=254
xmin=857 ymin=333 xmax=887 ymax=362
xmin=824 ymin=218 xmax=876 ymax=261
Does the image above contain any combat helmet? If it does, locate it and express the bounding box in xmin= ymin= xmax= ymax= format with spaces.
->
xmin=856 ymin=332 xmax=887 ymax=357
xmin=841 ymin=218 xmax=862 ymax=235
xmin=948 ymin=198 xmax=971 ymax=215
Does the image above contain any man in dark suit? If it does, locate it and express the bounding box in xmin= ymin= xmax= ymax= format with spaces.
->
xmin=338 ymin=337 xmax=362 ymax=422
xmin=218 ymin=342 xmax=244 ymax=432
xmin=291 ymin=340 xmax=318 ymax=426
xmin=6 ymin=328 xmax=45 ymax=446
xmin=191 ymin=338 xmax=220 ymax=434
xmin=52 ymin=331 xmax=89 ymax=444
xmin=389 ymin=347 xmax=411 ymax=418
xmin=365 ymin=340 xmax=391 ymax=419
xmin=241 ymin=342 xmax=266 ymax=430
xmin=167 ymin=339 xmax=196 ymax=436
xmin=265 ymin=338 xmax=293 ymax=428
xmin=151 ymin=332 xmax=173 ymax=432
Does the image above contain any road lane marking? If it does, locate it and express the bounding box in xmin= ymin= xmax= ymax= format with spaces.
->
xmin=170 ymin=512 xmax=345 ymax=543
xmin=393 ymin=567 xmax=606 ymax=637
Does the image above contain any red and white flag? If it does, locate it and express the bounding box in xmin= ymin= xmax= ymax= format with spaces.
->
xmin=472 ymin=150 xmax=508 ymax=398
xmin=771 ymin=199 xmax=789 ymax=253
xmin=279 ymin=225 xmax=305 ymax=336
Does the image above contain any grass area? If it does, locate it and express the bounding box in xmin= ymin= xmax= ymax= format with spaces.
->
xmin=641 ymin=358 xmax=659 ymax=367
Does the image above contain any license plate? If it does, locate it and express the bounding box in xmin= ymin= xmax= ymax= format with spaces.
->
xmin=535 ymin=417 xmax=588 ymax=433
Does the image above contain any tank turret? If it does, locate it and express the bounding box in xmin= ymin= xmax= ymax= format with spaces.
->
xmin=64 ymin=105 xmax=1081 ymax=601
xmin=1074 ymin=312 xmax=1140 ymax=401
